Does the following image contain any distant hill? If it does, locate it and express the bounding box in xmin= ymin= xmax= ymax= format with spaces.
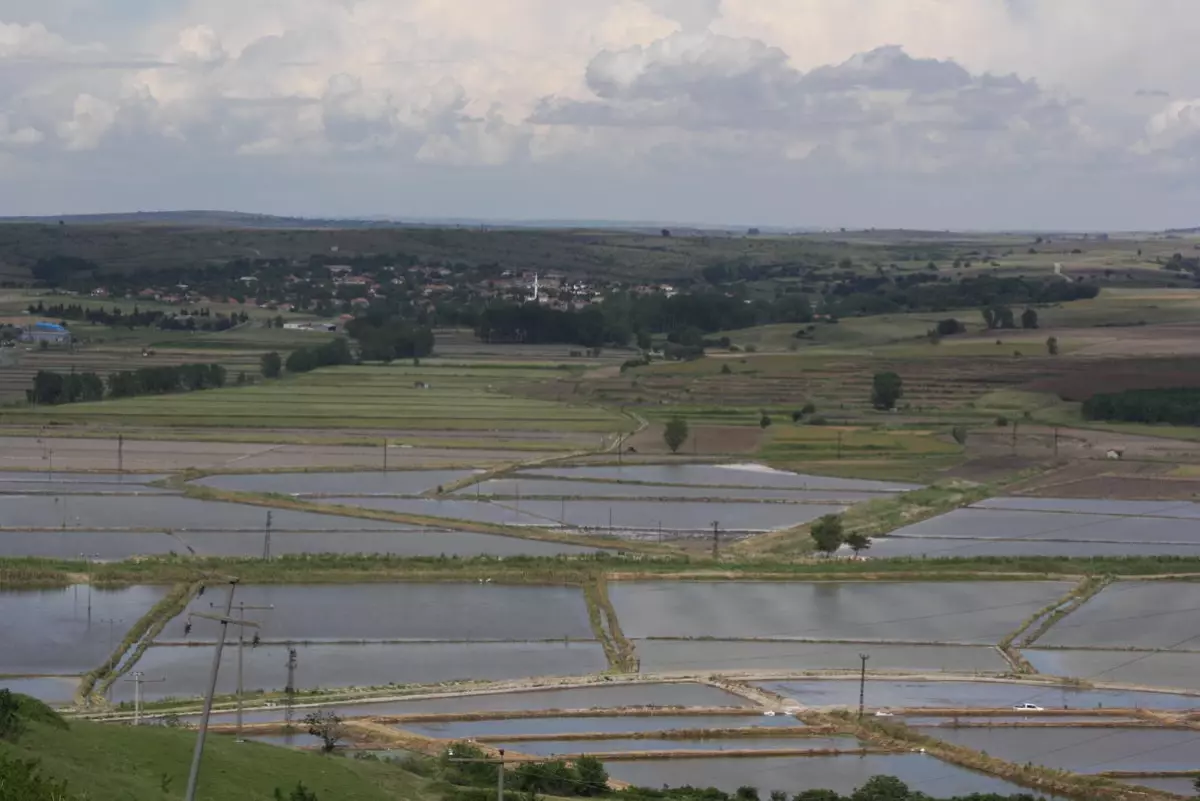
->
xmin=0 ymin=211 xmax=403 ymax=230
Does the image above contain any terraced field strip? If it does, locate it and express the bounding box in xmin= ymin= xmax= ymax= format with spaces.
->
xmin=3 ymin=364 xmax=633 ymax=433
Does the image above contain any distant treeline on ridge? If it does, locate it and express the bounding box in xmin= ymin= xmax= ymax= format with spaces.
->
xmin=27 ymin=363 xmax=230 ymax=406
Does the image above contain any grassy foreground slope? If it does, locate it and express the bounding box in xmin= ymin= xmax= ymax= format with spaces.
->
xmin=0 ymin=711 xmax=429 ymax=801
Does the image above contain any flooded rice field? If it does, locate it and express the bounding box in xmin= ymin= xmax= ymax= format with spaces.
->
xmin=166 ymin=583 xmax=593 ymax=643
xmin=193 ymin=682 xmax=752 ymax=724
xmin=974 ymin=497 xmax=1200 ymax=516
xmin=890 ymin=507 xmax=1200 ymax=543
xmin=493 ymin=736 xmax=846 ymax=756
xmin=193 ymin=470 xmax=480 ymax=496
xmin=1121 ymin=776 xmax=1200 ymax=795
xmin=114 ymin=642 xmax=607 ymax=702
xmin=603 ymin=754 xmax=1049 ymax=797
xmin=754 ymin=679 xmax=1200 ymax=710
xmin=399 ymin=713 xmax=802 ymax=738
xmin=633 ymin=641 xmax=1009 ymax=673
xmin=933 ymin=727 xmax=1200 ymax=773
xmin=610 ymin=581 xmax=1072 ymax=643
xmin=1037 ymin=581 xmax=1200 ymax=650
xmin=458 ymin=478 xmax=887 ymax=504
xmin=0 ymin=494 xmax=414 ymax=531
xmin=0 ymin=528 xmax=604 ymax=560
xmin=501 ymin=499 xmax=845 ymax=533
xmin=321 ymin=497 xmax=844 ymax=535
xmin=0 ymin=676 xmax=79 ymax=705
xmin=521 ymin=464 xmax=918 ymax=492
xmin=1024 ymin=649 xmax=1200 ymax=691
xmin=0 ymin=585 xmax=168 ymax=674
xmin=868 ymin=537 xmax=1200 ymax=558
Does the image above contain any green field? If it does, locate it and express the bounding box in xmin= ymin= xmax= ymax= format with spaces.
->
xmin=0 ymin=703 xmax=428 ymax=801
xmin=1 ymin=363 xmax=633 ymax=433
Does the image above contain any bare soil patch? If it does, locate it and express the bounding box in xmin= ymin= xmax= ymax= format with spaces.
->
xmin=0 ymin=435 xmax=545 ymax=472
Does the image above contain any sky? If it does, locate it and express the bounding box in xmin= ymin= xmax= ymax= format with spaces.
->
xmin=3 ymin=0 xmax=1200 ymax=229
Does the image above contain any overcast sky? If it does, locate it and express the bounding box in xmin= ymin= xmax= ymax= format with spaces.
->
xmin=3 ymin=0 xmax=1200 ymax=229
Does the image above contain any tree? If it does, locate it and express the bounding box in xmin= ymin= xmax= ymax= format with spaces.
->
xmin=811 ymin=514 xmax=844 ymax=556
xmin=0 ymin=691 xmax=24 ymax=743
xmin=303 ymin=710 xmax=346 ymax=753
xmin=1046 ymin=336 xmax=1059 ymax=356
xmin=851 ymin=775 xmax=913 ymax=801
xmin=759 ymin=413 xmax=772 ymax=429
xmin=871 ymin=372 xmax=903 ymax=411
xmin=845 ymin=532 xmax=872 ymax=557
xmin=1021 ymin=307 xmax=1039 ymax=329
xmin=274 ymin=783 xmax=319 ymax=801
xmin=935 ymin=319 xmax=964 ymax=336
xmin=273 ymin=314 xmax=285 ymax=330
xmin=951 ymin=426 xmax=968 ymax=446
xmin=261 ymin=351 xmax=282 ymax=379
xmin=575 ymin=756 xmax=608 ymax=796
xmin=663 ymin=416 xmax=689 ymax=453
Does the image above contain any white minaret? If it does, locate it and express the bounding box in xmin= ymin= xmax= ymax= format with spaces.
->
xmin=529 ymin=273 xmax=541 ymax=303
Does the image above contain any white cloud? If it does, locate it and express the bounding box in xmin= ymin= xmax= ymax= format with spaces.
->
xmin=56 ymin=92 xmax=116 ymax=149
xmin=3 ymin=2 xmax=1200 ymax=226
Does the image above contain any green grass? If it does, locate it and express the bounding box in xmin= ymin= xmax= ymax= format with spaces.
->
xmin=0 ymin=713 xmax=430 ymax=801
xmin=0 ymin=364 xmax=633 ymax=433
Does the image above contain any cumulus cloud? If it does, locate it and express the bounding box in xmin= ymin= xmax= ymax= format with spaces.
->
xmin=4 ymin=1 xmax=1200 ymax=225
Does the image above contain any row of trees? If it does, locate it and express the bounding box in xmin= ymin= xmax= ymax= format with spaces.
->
xmin=26 ymin=363 xmax=228 ymax=405
xmin=345 ymin=315 xmax=435 ymax=363
xmin=981 ymin=306 xmax=1039 ymax=330
xmin=280 ymin=339 xmax=354 ymax=374
xmin=1082 ymin=387 xmax=1200 ymax=426
xmin=25 ymin=301 xmax=248 ymax=332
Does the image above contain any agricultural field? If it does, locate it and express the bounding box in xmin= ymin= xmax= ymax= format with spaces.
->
xmin=0 ymin=363 xmax=632 ymax=435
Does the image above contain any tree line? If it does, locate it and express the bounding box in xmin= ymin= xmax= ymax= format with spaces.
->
xmin=1082 ymin=387 xmax=1200 ymax=426
xmin=25 ymin=301 xmax=248 ymax=331
xmin=26 ymin=363 xmax=228 ymax=405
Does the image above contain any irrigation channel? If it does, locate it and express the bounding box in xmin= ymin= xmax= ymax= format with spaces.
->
xmin=5 ymin=463 xmax=1200 ymax=798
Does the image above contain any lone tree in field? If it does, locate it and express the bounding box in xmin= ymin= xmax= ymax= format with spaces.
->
xmin=871 ymin=371 xmax=904 ymax=411
xmin=951 ymin=426 xmax=969 ymax=446
xmin=1046 ymin=336 xmax=1059 ymax=356
xmin=260 ymin=351 xmax=282 ymax=379
xmin=663 ymin=416 xmax=689 ymax=453
xmin=1022 ymin=308 xmax=1039 ymax=329
xmin=811 ymin=514 xmax=844 ymax=557
xmin=845 ymin=532 xmax=872 ymax=557
xmin=303 ymin=710 xmax=346 ymax=753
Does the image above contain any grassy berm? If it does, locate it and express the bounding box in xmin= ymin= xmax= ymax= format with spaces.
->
xmin=0 ymin=695 xmax=428 ymax=801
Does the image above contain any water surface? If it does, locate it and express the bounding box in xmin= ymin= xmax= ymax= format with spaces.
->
xmin=1037 ymin=581 xmax=1200 ymax=650
xmin=635 ymin=641 xmax=1008 ymax=673
xmin=755 ymin=679 xmax=1200 ymax=711
xmin=194 ymin=470 xmax=479 ymax=496
xmin=523 ymin=465 xmax=917 ymax=492
xmin=611 ymin=581 xmax=1071 ymax=643
xmin=604 ymin=754 xmax=1053 ymax=797
xmin=1024 ymin=648 xmax=1200 ymax=692
xmin=165 ymin=583 xmax=593 ymax=642
xmin=933 ymin=727 xmax=1200 ymax=773
xmin=400 ymin=713 xmax=801 ymax=738
xmin=118 ymin=642 xmax=606 ymax=702
xmin=0 ymin=585 xmax=168 ymax=674
xmin=492 ymin=736 xmax=853 ymax=756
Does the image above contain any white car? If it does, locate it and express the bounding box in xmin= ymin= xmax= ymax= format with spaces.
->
xmin=1012 ymin=702 xmax=1044 ymax=711
xmin=874 ymin=710 xmax=894 ymax=717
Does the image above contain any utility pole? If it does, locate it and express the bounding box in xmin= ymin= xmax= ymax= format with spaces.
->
xmin=837 ymin=430 xmax=844 ymax=460
xmin=858 ymin=653 xmax=870 ymax=720
xmin=448 ymin=746 xmax=505 ymax=801
xmin=1053 ymin=427 xmax=1060 ymax=458
xmin=711 ymin=520 xmax=720 ymax=560
xmin=284 ymin=643 xmax=298 ymax=732
xmin=261 ymin=511 xmax=273 ymax=560
xmin=79 ymin=553 xmax=99 ymax=625
xmin=212 ymin=600 xmax=273 ymax=742
xmin=383 ymin=438 xmax=388 ymax=472
xmin=184 ymin=580 xmax=259 ymax=801
xmin=123 ymin=671 xmax=165 ymax=725
xmin=1011 ymin=420 xmax=1018 ymax=455
xmin=117 ymin=433 xmax=124 ymax=479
